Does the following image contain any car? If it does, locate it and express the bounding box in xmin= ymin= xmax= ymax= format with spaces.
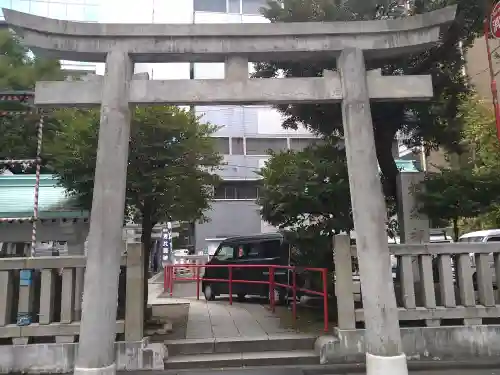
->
xmin=201 ymin=232 xmax=305 ymax=304
xmin=458 ymin=229 xmax=500 ymax=286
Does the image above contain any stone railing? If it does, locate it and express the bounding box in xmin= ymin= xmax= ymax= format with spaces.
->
xmin=334 ymin=234 xmax=500 ymax=329
xmin=0 ymin=243 xmax=144 ymax=344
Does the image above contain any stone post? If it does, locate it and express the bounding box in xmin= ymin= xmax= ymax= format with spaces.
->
xmin=75 ymin=49 xmax=133 ymax=375
xmin=337 ymin=48 xmax=407 ymax=375
xmin=397 ymin=172 xmax=430 ymax=245
xmin=397 ymin=172 xmax=430 ymax=280
xmin=67 ymin=240 xmax=85 ymax=320
xmin=124 ymin=242 xmax=144 ymax=341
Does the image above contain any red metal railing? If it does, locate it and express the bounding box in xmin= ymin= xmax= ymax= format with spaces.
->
xmin=163 ymin=263 xmax=329 ymax=332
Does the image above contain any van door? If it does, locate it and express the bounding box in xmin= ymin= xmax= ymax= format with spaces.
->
xmin=209 ymin=244 xmax=237 ymax=296
xmin=236 ymin=240 xmax=283 ymax=298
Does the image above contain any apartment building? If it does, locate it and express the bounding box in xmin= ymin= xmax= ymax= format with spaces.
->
xmin=0 ymin=0 xmax=98 ymax=73
xmin=466 ymin=36 xmax=500 ymax=101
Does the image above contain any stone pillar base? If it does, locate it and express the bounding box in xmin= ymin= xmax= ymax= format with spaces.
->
xmin=366 ymin=352 xmax=408 ymax=375
xmin=74 ymin=363 xmax=116 ymax=375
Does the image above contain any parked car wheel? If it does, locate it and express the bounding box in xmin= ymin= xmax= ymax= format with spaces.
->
xmin=204 ymin=284 xmax=215 ymax=301
xmin=269 ymin=287 xmax=286 ymax=306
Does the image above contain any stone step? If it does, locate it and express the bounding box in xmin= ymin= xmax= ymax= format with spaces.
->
xmin=165 ymin=334 xmax=317 ymax=356
xmin=164 ymin=350 xmax=319 ymax=369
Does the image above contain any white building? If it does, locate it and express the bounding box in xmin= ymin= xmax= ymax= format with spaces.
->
xmin=1 ymin=0 xmax=320 ymax=251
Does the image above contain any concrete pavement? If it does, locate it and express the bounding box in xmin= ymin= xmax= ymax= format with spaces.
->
xmin=149 ymin=277 xmax=295 ymax=340
xmin=114 ymin=366 xmax=500 ymax=375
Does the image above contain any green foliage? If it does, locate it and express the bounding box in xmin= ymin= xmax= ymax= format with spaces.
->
xmin=461 ymin=95 xmax=500 ymax=171
xmin=0 ymin=30 xmax=65 ymax=174
xmin=255 ymin=0 xmax=485 ymax=199
xmin=414 ymin=168 xmax=500 ymax=239
xmin=0 ymin=30 xmax=64 ymax=90
xmin=258 ymin=139 xmax=353 ymax=236
xmin=459 ymin=95 xmax=500 ymax=230
xmin=44 ymin=106 xmax=223 ymax=227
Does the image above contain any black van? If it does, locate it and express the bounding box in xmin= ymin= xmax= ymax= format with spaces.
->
xmin=201 ymin=232 xmax=304 ymax=303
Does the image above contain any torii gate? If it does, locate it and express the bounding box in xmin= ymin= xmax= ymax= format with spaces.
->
xmin=2 ymin=6 xmax=456 ymax=375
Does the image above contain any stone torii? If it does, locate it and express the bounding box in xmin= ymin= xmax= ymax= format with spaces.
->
xmin=3 ymin=6 xmax=456 ymax=375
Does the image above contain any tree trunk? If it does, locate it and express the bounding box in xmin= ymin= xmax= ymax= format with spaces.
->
xmin=452 ymin=217 xmax=459 ymax=242
xmin=372 ymin=117 xmax=400 ymax=203
xmin=141 ymin=200 xmax=154 ymax=322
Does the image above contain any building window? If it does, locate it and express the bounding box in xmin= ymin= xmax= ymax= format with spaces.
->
xmin=231 ymin=137 xmax=244 ymax=155
xmin=228 ymin=0 xmax=241 ymax=13
xmin=213 ymin=137 xmax=230 ymax=154
xmin=242 ymin=0 xmax=269 ymax=15
xmin=214 ymin=181 xmax=260 ymax=200
xmin=246 ymin=138 xmax=287 ymax=155
xmin=194 ymin=0 xmax=227 ymax=12
xmin=290 ymin=138 xmax=319 ymax=151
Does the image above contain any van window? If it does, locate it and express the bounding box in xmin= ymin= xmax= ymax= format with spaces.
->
xmin=214 ymin=245 xmax=235 ymax=261
xmin=487 ymin=236 xmax=500 ymax=242
xmin=459 ymin=236 xmax=484 ymax=243
xmin=243 ymin=240 xmax=281 ymax=259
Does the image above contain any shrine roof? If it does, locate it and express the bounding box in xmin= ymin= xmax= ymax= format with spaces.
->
xmin=0 ymin=174 xmax=88 ymax=220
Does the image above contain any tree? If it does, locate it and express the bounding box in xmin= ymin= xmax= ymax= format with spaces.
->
xmin=0 ymin=29 xmax=65 ymax=174
xmin=459 ymin=94 xmax=500 ymax=229
xmin=44 ymin=106 xmax=223 ymax=311
xmin=258 ymin=140 xmax=353 ymax=237
xmin=255 ymin=0 xmax=485 ymax=201
xmin=461 ymin=95 xmax=500 ymax=172
xmin=414 ymin=167 xmax=500 ymax=240
xmin=258 ymin=139 xmax=351 ymax=294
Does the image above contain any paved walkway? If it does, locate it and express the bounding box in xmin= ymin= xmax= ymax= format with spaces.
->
xmin=148 ymin=273 xmax=295 ymax=340
xmin=185 ymin=299 xmax=295 ymax=339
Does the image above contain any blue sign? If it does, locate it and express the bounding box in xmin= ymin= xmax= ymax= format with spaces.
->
xmin=17 ymin=313 xmax=31 ymax=326
xmin=19 ymin=269 xmax=32 ymax=286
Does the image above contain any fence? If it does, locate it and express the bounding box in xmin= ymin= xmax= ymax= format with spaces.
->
xmin=164 ymin=263 xmax=329 ymax=332
xmin=334 ymin=234 xmax=500 ymax=329
xmin=0 ymin=243 xmax=144 ymax=344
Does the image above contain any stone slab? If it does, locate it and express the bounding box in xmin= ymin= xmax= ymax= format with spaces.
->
xmin=165 ymin=350 xmax=318 ymax=369
xmin=34 ymin=74 xmax=434 ymax=107
xmin=0 ymin=338 xmax=165 ymax=374
xmin=3 ymin=7 xmax=456 ymax=62
xmin=316 ymin=325 xmax=500 ymax=364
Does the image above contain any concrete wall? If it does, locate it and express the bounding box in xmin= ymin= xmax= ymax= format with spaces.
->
xmin=195 ymin=200 xmax=263 ymax=251
xmin=317 ymin=326 xmax=500 ymax=364
xmin=466 ymin=36 xmax=500 ymax=102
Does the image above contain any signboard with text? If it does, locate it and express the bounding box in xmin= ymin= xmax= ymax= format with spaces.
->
xmin=161 ymin=223 xmax=173 ymax=264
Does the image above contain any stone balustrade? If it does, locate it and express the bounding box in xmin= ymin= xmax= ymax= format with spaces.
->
xmin=334 ymin=234 xmax=500 ymax=329
xmin=0 ymin=243 xmax=143 ymax=344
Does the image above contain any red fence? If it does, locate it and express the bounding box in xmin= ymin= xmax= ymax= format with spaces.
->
xmin=163 ymin=263 xmax=329 ymax=332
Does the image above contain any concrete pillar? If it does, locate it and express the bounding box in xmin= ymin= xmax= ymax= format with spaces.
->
xmin=67 ymin=241 xmax=85 ymax=320
xmin=124 ymin=242 xmax=144 ymax=341
xmin=337 ymin=48 xmax=406 ymax=375
xmin=397 ymin=172 xmax=430 ymax=244
xmin=397 ymin=172 xmax=430 ymax=307
xmin=75 ymin=49 xmax=133 ymax=375
xmin=225 ymin=56 xmax=248 ymax=81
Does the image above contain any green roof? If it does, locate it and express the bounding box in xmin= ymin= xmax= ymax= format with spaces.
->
xmin=0 ymin=174 xmax=89 ymax=219
xmin=395 ymin=159 xmax=419 ymax=173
